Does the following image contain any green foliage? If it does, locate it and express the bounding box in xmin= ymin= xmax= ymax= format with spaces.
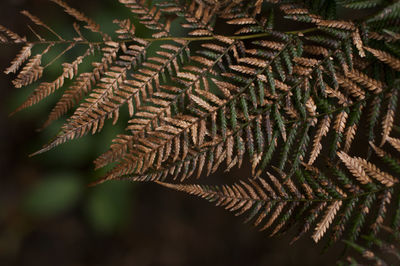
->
xmin=85 ymin=181 xmax=134 ymax=233
xmin=24 ymin=174 xmax=83 ymax=218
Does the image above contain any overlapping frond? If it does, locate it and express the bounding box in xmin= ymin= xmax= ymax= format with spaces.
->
xmin=154 ymin=159 xmax=397 ymax=245
xmin=14 ymin=46 xmax=93 ymax=114
xmin=51 ymin=0 xmax=109 ymax=39
xmin=0 ymin=24 xmax=26 ymax=43
xmin=97 ymin=32 xmax=303 ymax=183
xmin=42 ymin=41 xmax=122 ymax=128
xmin=340 ymin=233 xmax=400 ymax=266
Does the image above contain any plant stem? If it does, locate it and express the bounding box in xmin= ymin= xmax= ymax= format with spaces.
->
xmin=1 ymin=27 xmax=319 ymax=46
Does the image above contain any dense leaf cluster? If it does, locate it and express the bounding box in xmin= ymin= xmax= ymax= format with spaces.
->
xmin=2 ymin=0 xmax=400 ymax=263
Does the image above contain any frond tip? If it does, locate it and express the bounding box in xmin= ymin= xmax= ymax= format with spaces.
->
xmin=338 ymin=151 xmax=398 ymax=187
xmin=312 ymin=200 xmax=342 ymax=243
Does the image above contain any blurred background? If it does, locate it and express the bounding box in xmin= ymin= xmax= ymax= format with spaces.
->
xmin=0 ymin=0 xmax=340 ymax=265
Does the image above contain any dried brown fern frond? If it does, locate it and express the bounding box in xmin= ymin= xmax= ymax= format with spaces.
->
xmin=11 ymin=45 xmax=51 ymax=89
xmin=0 ymin=24 xmax=26 ymax=43
xmin=42 ymin=41 xmax=121 ymax=128
xmin=51 ymin=0 xmax=109 ymax=39
xmin=14 ymin=46 xmax=93 ymax=114
xmin=154 ymin=159 xmax=394 ymax=245
xmin=20 ymin=10 xmax=64 ymax=41
xmin=4 ymin=43 xmax=33 ymax=75
xmin=365 ymin=46 xmax=400 ymax=72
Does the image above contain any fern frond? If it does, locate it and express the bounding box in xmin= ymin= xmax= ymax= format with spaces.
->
xmin=14 ymin=46 xmax=93 ymax=113
xmin=387 ymin=137 xmax=400 ymax=153
xmin=155 ymin=163 xmax=393 ymax=244
xmin=11 ymin=45 xmax=52 ymax=89
xmin=337 ymin=151 xmax=373 ymax=185
xmin=94 ymin=37 xmax=236 ymax=169
xmin=31 ymin=41 xmax=148 ymax=155
xmin=3 ymin=1 xmax=400 ymax=263
xmin=341 ymin=234 xmax=400 ymax=265
xmin=0 ymin=24 xmax=26 ymax=43
xmin=380 ymin=88 xmax=398 ymax=146
xmin=100 ymin=34 xmax=301 ymax=182
xmin=365 ymin=47 xmax=400 ymax=72
xmin=337 ymin=0 xmax=383 ymax=10
xmin=308 ymin=115 xmax=331 ymax=165
xmin=42 ymin=41 xmax=122 ymax=128
xmin=21 ymin=10 xmax=63 ymax=41
xmin=120 ymin=0 xmax=170 ymax=38
xmin=338 ymin=151 xmax=398 ymax=187
xmin=312 ymin=200 xmax=342 ymax=243
xmin=366 ymin=1 xmax=400 ymax=24
xmin=369 ymin=189 xmax=391 ymax=236
xmin=51 ymin=0 xmax=109 ymax=39
xmin=4 ymin=43 xmax=33 ymax=74
xmin=370 ymin=142 xmax=400 ymax=175
xmin=177 ymin=0 xmax=217 ymax=36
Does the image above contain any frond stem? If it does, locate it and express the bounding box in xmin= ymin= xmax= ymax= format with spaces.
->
xmin=155 ymin=181 xmax=391 ymax=203
xmin=1 ymin=27 xmax=318 ymax=46
xmin=43 ymin=42 xmax=75 ymax=69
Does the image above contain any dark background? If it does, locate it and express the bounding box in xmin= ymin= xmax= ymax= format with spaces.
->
xmin=0 ymin=1 xmax=340 ymax=265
